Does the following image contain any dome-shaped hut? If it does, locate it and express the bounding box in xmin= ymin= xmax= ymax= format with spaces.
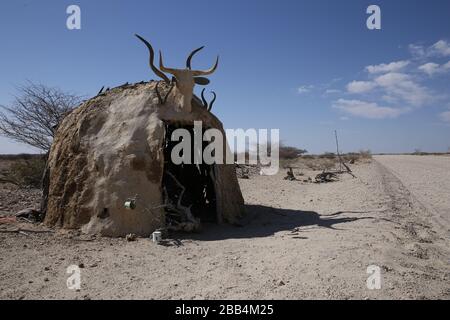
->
xmin=42 ymin=36 xmax=245 ymax=236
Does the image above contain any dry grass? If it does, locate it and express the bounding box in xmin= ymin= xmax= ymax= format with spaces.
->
xmin=281 ymin=150 xmax=372 ymax=171
xmin=0 ymin=156 xmax=46 ymax=188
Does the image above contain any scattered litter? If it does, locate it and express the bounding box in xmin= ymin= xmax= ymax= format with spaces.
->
xmin=152 ymin=230 xmax=162 ymax=243
xmin=126 ymin=233 xmax=137 ymax=241
xmin=15 ymin=208 xmax=42 ymax=222
xmin=284 ymin=168 xmax=297 ymax=181
xmin=315 ymin=171 xmax=339 ymax=183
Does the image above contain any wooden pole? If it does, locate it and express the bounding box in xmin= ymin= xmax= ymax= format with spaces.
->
xmin=335 ymin=130 xmax=342 ymax=172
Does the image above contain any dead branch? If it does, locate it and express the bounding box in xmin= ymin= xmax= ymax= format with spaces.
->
xmin=162 ymin=172 xmax=200 ymax=231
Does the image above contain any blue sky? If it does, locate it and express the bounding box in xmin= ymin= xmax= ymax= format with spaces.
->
xmin=0 ymin=0 xmax=449 ymax=154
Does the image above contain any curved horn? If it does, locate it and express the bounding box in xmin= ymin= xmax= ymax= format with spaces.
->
xmin=135 ymin=34 xmax=170 ymax=84
xmin=201 ymin=88 xmax=208 ymax=108
xmin=186 ymin=46 xmax=204 ymax=69
xmin=208 ymin=91 xmax=216 ymax=112
xmin=201 ymin=89 xmax=216 ymax=111
xmin=192 ymin=56 xmax=219 ymax=76
xmin=159 ymin=51 xmax=180 ymax=77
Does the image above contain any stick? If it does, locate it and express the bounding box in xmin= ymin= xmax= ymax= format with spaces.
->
xmin=334 ymin=130 xmax=356 ymax=178
xmin=165 ymin=172 xmax=199 ymax=225
xmin=335 ymin=130 xmax=342 ymax=172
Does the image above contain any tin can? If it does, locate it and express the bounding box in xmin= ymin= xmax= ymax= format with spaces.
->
xmin=152 ymin=231 xmax=162 ymax=243
xmin=124 ymin=200 xmax=136 ymax=210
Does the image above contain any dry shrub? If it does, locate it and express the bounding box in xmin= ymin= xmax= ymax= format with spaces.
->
xmin=297 ymin=157 xmax=336 ymax=171
xmin=279 ymin=145 xmax=307 ymax=160
xmin=318 ymin=152 xmax=336 ymax=159
xmin=359 ymin=149 xmax=372 ymax=159
xmin=0 ymin=157 xmax=46 ymax=188
xmin=342 ymin=153 xmax=359 ymax=163
xmin=342 ymin=150 xmax=372 ymax=163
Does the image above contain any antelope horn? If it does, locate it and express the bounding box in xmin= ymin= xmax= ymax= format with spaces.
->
xmin=201 ymin=88 xmax=208 ymax=109
xmin=159 ymin=51 xmax=181 ymax=77
xmin=192 ymin=56 xmax=219 ymax=76
xmin=201 ymin=89 xmax=217 ymax=111
xmin=186 ymin=46 xmax=204 ymax=69
xmin=208 ymin=91 xmax=216 ymax=112
xmin=135 ymin=34 xmax=170 ymax=84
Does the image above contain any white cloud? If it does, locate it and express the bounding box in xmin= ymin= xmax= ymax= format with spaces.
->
xmin=409 ymin=40 xmax=450 ymax=58
xmin=325 ymin=89 xmax=341 ymax=94
xmin=346 ymin=80 xmax=377 ymax=93
xmin=298 ymin=85 xmax=313 ymax=94
xmin=345 ymin=72 xmax=432 ymax=107
xmin=381 ymin=95 xmax=399 ymax=104
xmin=366 ymin=60 xmax=410 ymax=74
xmin=439 ymin=110 xmax=450 ymax=123
xmin=418 ymin=62 xmax=440 ymax=76
xmin=418 ymin=61 xmax=450 ymax=76
xmin=374 ymin=72 xmax=431 ymax=107
xmin=430 ymin=40 xmax=450 ymax=57
xmin=408 ymin=44 xmax=426 ymax=58
xmin=332 ymin=99 xmax=408 ymax=119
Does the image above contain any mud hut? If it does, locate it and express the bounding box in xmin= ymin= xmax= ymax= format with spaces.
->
xmin=42 ymin=36 xmax=245 ymax=237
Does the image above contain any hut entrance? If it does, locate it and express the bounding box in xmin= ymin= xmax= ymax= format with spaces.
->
xmin=162 ymin=122 xmax=217 ymax=231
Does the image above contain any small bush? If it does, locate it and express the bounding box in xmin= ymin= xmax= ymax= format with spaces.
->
xmin=299 ymin=157 xmax=336 ymax=171
xmin=342 ymin=153 xmax=359 ymax=163
xmin=319 ymin=152 xmax=336 ymax=159
xmin=279 ymin=145 xmax=307 ymax=160
xmin=359 ymin=149 xmax=372 ymax=159
xmin=0 ymin=157 xmax=46 ymax=188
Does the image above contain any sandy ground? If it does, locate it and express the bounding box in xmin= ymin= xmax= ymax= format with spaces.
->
xmin=0 ymin=155 xmax=449 ymax=299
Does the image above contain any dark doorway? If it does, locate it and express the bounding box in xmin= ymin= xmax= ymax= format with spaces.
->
xmin=162 ymin=122 xmax=217 ymax=227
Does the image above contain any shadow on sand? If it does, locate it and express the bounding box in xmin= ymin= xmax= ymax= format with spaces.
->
xmin=165 ymin=204 xmax=377 ymax=243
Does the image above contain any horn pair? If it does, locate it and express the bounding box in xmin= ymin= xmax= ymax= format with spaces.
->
xmin=135 ymin=34 xmax=219 ymax=80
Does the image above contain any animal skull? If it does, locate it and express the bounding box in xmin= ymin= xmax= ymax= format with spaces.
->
xmin=136 ymin=34 xmax=218 ymax=113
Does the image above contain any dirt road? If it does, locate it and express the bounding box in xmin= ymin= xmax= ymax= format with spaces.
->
xmin=0 ymin=156 xmax=449 ymax=299
xmin=374 ymin=155 xmax=450 ymax=233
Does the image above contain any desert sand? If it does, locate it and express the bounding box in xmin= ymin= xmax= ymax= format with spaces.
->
xmin=0 ymin=155 xmax=449 ymax=299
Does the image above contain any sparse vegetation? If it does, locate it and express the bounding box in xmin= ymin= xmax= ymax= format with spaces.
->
xmin=0 ymin=82 xmax=82 ymax=152
xmin=235 ymin=142 xmax=307 ymax=167
xmin=282 ymin=149 xmax=372 ymax=171
xmin=279 ymin=143 xmax=307 ymax=160
xmin=0 ymin=156 xmax=46 ymax=188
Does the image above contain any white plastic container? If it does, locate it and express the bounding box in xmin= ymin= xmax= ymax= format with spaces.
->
xmin=152 ymin=231 xmax=162 ymax=243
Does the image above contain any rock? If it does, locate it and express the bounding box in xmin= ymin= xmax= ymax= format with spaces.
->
xmin=278 ymin=280 xmax=285 ymax=286
xmin=78 ymin=263 xmax=85 ymax=268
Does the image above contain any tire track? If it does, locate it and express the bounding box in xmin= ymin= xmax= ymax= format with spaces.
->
xmin=374 ymin=160 xmax=437 ymax=242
